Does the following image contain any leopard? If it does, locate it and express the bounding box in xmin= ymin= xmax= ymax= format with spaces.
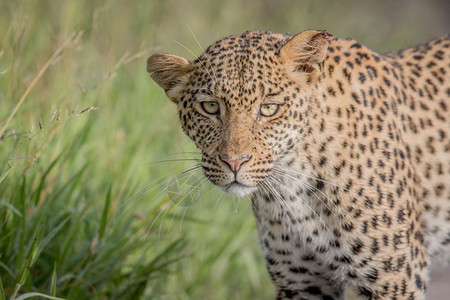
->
xmin=146 ymin=30 xmax=450 ymax=299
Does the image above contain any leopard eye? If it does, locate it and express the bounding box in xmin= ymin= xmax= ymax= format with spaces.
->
xmin=260 ymin=104 xmax=279 ymax=117
xmin=200 ymin=101 xmax=219 ymax=114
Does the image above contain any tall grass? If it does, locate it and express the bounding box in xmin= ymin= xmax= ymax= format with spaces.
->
xmin=0 ymin=0 xmax=448 ymax=299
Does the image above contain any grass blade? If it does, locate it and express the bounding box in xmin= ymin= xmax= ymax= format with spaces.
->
xmin=0 ymin=165 xmax=12 ymax=185
xmin=50 ymin=262 xmax=57 ymax=296
xmin=12 ymin=217 xmax=45 ymax=299
xmin=98 ymin=185 xmax=112 ymax=241
xmin=0 ymin=275 xmax=5 ymax=300
xmin=38 ymin=217 xmax=70 ymax=258
xmin=33 ymin=153 xmax=63 ymax=205
xmin=113 ymin=239 xmax=185 ymax=298
xmin=15 ymin=292 xmax=66 ymax=300
xmin=16 ymin=177 xmax=27 ymax=273
xmin=0 ymin=201 xmax=22 ymax=218
xmin=57 ymin=201 xmax=93 ymax=273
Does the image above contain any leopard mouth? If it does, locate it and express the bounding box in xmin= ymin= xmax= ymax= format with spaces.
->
xmin=221 ymin=181 xmax=258 ymax=197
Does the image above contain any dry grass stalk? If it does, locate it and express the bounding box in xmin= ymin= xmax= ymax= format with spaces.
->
xmin=0 ymin=31 xmax=83 ymax=139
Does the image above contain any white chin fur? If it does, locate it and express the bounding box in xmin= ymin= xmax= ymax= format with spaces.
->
xmin=220 ymin=183 xmax=258 ymax=197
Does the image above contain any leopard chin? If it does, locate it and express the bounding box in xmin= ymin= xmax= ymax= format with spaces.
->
xmin=219 ymin=182 xmax=258 ymax=197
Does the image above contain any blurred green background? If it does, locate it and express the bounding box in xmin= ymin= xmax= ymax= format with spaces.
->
xmin=0 ymin=0 xmax=448 ymax=299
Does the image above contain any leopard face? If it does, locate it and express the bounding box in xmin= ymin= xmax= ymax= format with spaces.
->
xmin=147 ymin=30 xmax=330 ymax=197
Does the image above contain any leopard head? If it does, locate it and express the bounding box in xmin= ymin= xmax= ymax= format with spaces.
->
xmin=147 ymin=30 xmax=330 ymax=197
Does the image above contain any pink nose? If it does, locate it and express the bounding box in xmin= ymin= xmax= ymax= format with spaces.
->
xmin=219 ymin=155 xmax=251 ymax=173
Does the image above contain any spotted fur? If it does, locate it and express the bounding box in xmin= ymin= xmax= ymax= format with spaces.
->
xmin=147 ymin=30 xmax=450 ymax=299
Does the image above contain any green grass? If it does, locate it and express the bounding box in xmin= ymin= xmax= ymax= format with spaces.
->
xmin=0 ymin=0 xmax=447 ymax=299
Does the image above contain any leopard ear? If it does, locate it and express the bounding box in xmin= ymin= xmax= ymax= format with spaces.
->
xmin=280 ymin=30 xmax=331 ymax=84
xmin=147 ymin=53 xmax=190 ymax=103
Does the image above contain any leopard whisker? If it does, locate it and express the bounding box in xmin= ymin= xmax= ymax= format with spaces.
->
xmin=186 ymin=24 xmax=219 ymax=85
xmin=232 ymin=195 xmax=243 ymax=213
xmin=159 ymin=173 xmax=206 ymax=230
xmin=267 ymin=176 xmax=335 ymax=242
xmin=246 ymin=195 xmax=258 ymax=214
xmin=143 ymin=167 xmax=204 ymax=239
xmin=149 ymin=152 xmax=202 ymax=162
xmin=121 ymin=164 xmax=202 ymax=210
xmin=161 ymin=151 xmax=202 ymax=156
xmin=260 ymin=180 xmax=304 ymax=230
xmin=214 ymin=190 xmax=227 ymax=209
xmin=278 ymin=167 xmax=349 ymax=192
xmin=140 ymin=165 xmax=202 ymax=201
xmin=177 ymin=176 xmax=210 ymax=232
xmin=272 ymin=168 xmax=337 ymax=211
xmin=174 ymin=39 xmax=217 ymax=86
xmin=277 ymin=167 xmax=365 ymax=206
xmin=147 ymin=158 xmax=201 ymax=165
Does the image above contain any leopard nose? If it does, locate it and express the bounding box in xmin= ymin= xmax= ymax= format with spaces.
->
xmin=219 ymin=155 xmax=252 ymax=173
